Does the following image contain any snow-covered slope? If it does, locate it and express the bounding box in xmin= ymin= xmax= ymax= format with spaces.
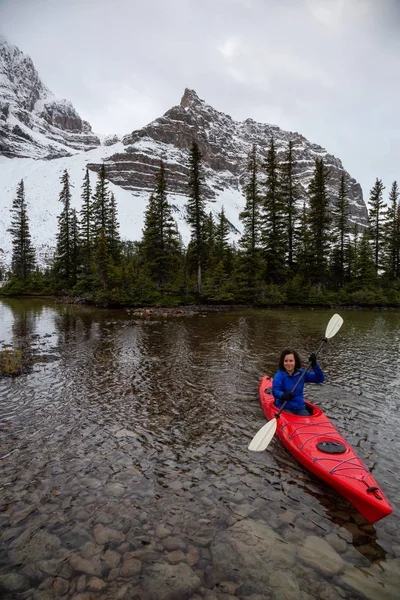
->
xmin=0 ymin=142 xmax=243 ymax=270
xmin=0 ymin=35 xmax=100 ymax=158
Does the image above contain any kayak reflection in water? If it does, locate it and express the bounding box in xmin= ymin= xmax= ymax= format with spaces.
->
xmin=272 ymin=348 xmax=325 ymax=416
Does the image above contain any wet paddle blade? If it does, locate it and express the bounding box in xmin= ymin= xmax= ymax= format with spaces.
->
xmin=325 ymin=313 xmax=343 ymax=339
xmin=248 ymin=419 xmax=277 ymax=452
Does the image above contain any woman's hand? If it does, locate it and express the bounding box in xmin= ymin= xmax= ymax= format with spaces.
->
xmin=281 ymin=392 xmax=294 ymax=402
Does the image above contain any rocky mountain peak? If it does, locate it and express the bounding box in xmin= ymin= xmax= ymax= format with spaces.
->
xmin=95 ymin=89 xmax=368 ymax=228
xmin=0 ymin=37 xmax=100 ymax=159
xmin=180 ymin=88 xmax=204 ymax=110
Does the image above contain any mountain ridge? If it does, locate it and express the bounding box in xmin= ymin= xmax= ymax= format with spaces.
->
xmin=0 ymin=38 xmax=369 ymax=272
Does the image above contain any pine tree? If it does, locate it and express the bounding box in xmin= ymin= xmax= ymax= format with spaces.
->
xmin=295 ymin=200 xmax=313 ymax=282
xmin=54 ymin=169 xmax=76 ymax=284
xmin=80 ymin=168 xmax=92 ymax=274
xmin=238 ymin=144 xmax=264 ymax=300
xmin=354 ymin=230 xmax=376 ymax=287
xmin=7 ymin=179 xmax=36 ymax=279
xmin=307 ymin=158 xmax=331 ymax=285
xmin=331 ymin=173 xmax=350 ymax=287
xmin=382 ymin=181 xmax=399 ymax=279
xmin=141 ymin=161 xmax=181 ymax=291
xmin=368 ymin=177 xmax=385 ymax=273
xmin=108 ymin=192 xmax=121 ymax=262
xmin=280 ymin=140 xmax=300 ymax=270
xmin=261 ymin=136 xmax=287 ymax=283
xmin=186 ymin=140 xmax=207 ymax=294
xmin=92 ymin=164 xmax=111 ymax=240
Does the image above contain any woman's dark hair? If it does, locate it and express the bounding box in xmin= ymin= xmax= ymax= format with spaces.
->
xmin=278 ymin=348 xmax=302 ymax=372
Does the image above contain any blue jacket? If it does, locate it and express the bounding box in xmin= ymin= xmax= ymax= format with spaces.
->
xmin=272 ymin=364 xmax=325 ymax=411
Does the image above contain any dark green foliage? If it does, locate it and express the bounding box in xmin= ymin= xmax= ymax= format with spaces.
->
xmin=280 ymin=140 xmax=301 ymax=270
xmin=140 ymin=161 xmax=182 ymax=293
xmin=261 ymin=137 xmax=287 ymax=283
xmin=80 ymin=168 xmax=92 ymax=274
xmin=7 ymin=179 xmax=36 ymax=280
xmin=186 ymin=140 xmax=207 ymax=294
xmin=54 ymin=170 xmax=77 ymax=286
xmin=307 ymin=158 xmax=332 ymax=285
xmin=331 ymin=173 xmax=350 ymax=287
xmin=7 ymin=143 xmax=400 ymax=308
xmin=382 ymin=181 xmax=400 ymax=278
xmin=368 ymin=178 xmax=385 ymax=273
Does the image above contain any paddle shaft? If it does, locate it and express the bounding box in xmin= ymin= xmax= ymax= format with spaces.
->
xmin=275 ymin=337 xmax=327 ymax=419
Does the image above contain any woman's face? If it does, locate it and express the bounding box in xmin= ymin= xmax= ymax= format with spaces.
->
xmin=284 ymin=353 xmax=296 ymax=375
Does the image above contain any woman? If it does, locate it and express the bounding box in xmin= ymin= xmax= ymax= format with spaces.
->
xmin=272 ymin=348 xmax=325 ymax=416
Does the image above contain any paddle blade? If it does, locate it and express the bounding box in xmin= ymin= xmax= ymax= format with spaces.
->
xmin=325 ymin=313 xmax=343 ymax=339
xmin=248 ymin=419 xmax=277 ymax=452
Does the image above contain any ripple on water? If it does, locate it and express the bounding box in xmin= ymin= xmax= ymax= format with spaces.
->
xmin=0 ymin=304 xmax=399 ymax=599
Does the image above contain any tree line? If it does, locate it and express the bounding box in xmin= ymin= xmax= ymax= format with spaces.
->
xmin=2 ymin=139 xmax=400 ymax=307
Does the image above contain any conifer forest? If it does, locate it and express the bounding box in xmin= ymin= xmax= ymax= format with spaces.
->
xmin=2 ymin=139 xmax=400 ymax=308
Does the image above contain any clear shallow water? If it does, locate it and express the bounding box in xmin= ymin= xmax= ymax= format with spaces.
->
xmin=0 ymin=299 xmax=399 ymax=599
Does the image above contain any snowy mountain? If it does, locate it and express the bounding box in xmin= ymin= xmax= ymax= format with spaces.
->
xmin=0 ymin=37 xmax=369 ymax=272
xmin=0 ymin=35 xmax=100 ymax=158
xmin=92 ymin=87 xmax=368 ymax=227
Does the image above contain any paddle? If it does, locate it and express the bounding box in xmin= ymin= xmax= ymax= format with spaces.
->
xmin=248 ymin=313 xmax=344 ymax=452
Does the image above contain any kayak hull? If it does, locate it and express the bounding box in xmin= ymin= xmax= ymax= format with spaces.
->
xmin=259 ymin=375 xmax=392 ymax=524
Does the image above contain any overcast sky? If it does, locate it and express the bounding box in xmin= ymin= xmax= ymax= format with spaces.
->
xmin=1 ymin=0 xmax=399 ymax=201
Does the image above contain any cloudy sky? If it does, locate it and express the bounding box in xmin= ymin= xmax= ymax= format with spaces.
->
xmin=1 ymin=0 xmax=399 ymax=201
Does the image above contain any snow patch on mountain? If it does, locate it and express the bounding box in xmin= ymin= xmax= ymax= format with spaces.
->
xmin=0 ymin=142 xmax=244 ymax=271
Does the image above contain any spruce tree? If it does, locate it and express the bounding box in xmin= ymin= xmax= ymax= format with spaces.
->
xmin=295 ymin=200 xmax=313 ymax=282
xmin=280 ymin=140 xmax=300 ymax=270
xmin=261 ymin=136 xmax=287 ymax=283
xmin=141 ymin=161 xmax=181 ymax=291
xmin=307 ymin=158 xmax=331 ymax=286
xmin=368 ymin=177 xmax=385 ymax=274
xmin=186 ymin=140 xmax=207 ymax=294
xmin=238 ymin=144 xmax=263 ymax=300
xmin=80 ymin=168 xmax=92 ymax=274
xmin=7 ymin=179 xmax=36 ymax=279
xmin=382 ymin=181 xmax=399 ymax=279
xmin=54 ymin=169 xmax=76 ymax=285
xmin=92 ymin=164 xmax=111 ymax=240
xmin=109 ymin=192 xmax=121 ymax=262
xmin=354 ymin=230 xmax=376 ymax=287
xmin=331 ymin=173 xmax=350 ymax=287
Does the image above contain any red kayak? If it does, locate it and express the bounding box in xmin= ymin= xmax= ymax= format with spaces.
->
xmin=259 ymin=375 xmax=392 ymax=524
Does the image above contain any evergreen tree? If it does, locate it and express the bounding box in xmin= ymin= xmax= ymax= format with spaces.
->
xmin=186 ymin=140 xmax=207 ymax=294
xmin=7 ymin=179 xmax=36 ymax=279
xmin=70 ymin=208 xmax=80 ymax=285
xmin=109 ymin=192 xmax=121 ymax=262
xmin=80 ymin=168 xmax=92 ymax=274
xmin=54 ymin=169 xmax=76 ymax=284
xmin=331 ymin=173 xmax=350 ymax=287
xmin=215 ymin=207 xmax=231 ymax=267
xmin=203 ymin=211 xmax=216 ymax=271
xmin=368 ymin=177 xmax=385 ymax=273
xmin=141 ymin=161 xmax=181 ymax=291
xmin=307 ymin=158 xmax=331 ymax=285
xmin=92 ymin=164 xmax=111 ymax=240
xmin=382 ymin=181 xmax=399 ymax=279
xmin=280 ymin=140 xmax=300 ymax=270
xmin=261 ymin=136 xmax=287 ymax=283
xmin=295 ymin=200 xmax=313 ymax=282
xmin=354 ymin=230 xmax=376 ymax=287
xmin=238 ymin=145 xmax=264 ymax=300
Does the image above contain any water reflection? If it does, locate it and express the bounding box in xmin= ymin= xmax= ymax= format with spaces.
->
xmin=0 ymin=302 xmax=399 ymax=599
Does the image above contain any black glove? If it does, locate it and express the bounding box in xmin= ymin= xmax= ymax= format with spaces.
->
xmin=309 ymin=353 xmax=317 ymax=368
xmin=281 ymin=392 xmax=294 ymax=403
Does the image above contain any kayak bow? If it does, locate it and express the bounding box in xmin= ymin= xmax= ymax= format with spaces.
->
xmin=259 ymin=375 xmax=392 ymax=524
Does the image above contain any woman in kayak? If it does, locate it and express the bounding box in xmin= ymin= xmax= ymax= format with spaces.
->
xmin=272 ymin=348 xmax=325 ymax=416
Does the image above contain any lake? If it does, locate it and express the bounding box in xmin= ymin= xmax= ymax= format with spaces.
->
xmin=0 ymin=299 xmax=399 ymax=599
